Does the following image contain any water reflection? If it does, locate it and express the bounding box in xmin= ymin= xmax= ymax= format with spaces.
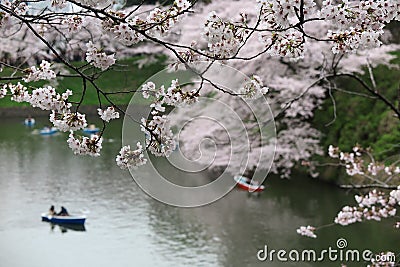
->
xmin=0 ymin=117 xmax=399 ymax=267
xmin=47 ymin=223 xmax=87 ymax=233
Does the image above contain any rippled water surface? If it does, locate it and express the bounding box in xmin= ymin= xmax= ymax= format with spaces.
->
xmin=0 ymin=117 xmax=398 ymax=267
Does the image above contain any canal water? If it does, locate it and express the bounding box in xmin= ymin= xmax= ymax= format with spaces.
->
xmin=0 ymin=117 xmax=398 ymax=267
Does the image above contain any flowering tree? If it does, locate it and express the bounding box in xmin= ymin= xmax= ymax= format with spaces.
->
xmin=167 ymin=0 xmax=400 ymax=179
xmin=1 ymin=0 xmax=400 ymax=255
xmin=1 ymin=0 xmax=398 ymax=168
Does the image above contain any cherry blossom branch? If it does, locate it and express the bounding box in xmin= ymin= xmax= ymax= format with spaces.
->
xmin=328 ymin=73 xmax=400 ymax=119
xmin=340 ymin=184 xmax=398 ymax=190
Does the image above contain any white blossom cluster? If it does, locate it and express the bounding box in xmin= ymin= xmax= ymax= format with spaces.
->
xmin=256 ymin=0 xmax=315 ymax=59
xmin=23 ymin=60 xmax=56 ymax=83
xmin=176 ymin=41 xmax=204 ymax=65
xmin=203 ymin=11 xmax=245 ymax=58
xmin=116 ymin=79 xmax=197 ymax=169
xmin=257 ymin=0 xmax=316 ymax=29
xmin=384 ymin=166 xmax=400 ymax=176
xmin=260 ymin=29 xmax=305 ymax=59
xmin=335 ymin=206 xmax=363 ymax=226
xmin=240 ymin=75 xmax=269 ymax=99
xmin=3 ymin=0 xmax=399 ymax=66
xmin=110 ymin=22 xmax=144 ymax=46
xmin=27 ymin=86 xmax=72 ymax=113
xmin=52 ymin=0 xmax=110 ymax=8
xmin=141 ymin=115 xmax=176 ymax=157
xmin=321 ymin=0 xmax=400 ymax=53
xmin=327 ymin=28 xmax=382 ymax=54
xmin=146 ymin=8 xmax=177 ymax=37
xmin=116 ymin=143 xmax=147 ymax=169
xmin=357 ymin=191 xmax=397 ymax=220
xmin=0 ymin=15 xmax=12 ymax=32
xmin=85 ymin=41 xmax=116 ymax=71
xmin=141 ymin=79 xmax=199 ymax=106
xmin=50 ymin=111 xmax=87 ymax=132
xmin=5 ymin=82 xmax=90 ymax=137
xmin=0 ymin=0 xmax=27 ymax=32
xmin=101 ymin=13 xmax=145 ymax=46
xmin=296 ymin=225 xmax=317 ymax=238
xmin=62 ymin=15 xmax=84 ymax=33
xmin=25 ymin=87 xmax=89 ymax=134
xmin=390 ymin=187 xmax=400 ymax=205
xmin=141 ymin=81 xmax=156 ymax=99
xmin=100 ymin=0 xmax=190 ymax=43
xmin=335 ymin=189 xmax=398 ymax=226
xmin=175 ymin=0 xmax=191 ymax=10
xmin=98 ymin=106 xmax=120 ymax=122
xmin=76 ymin=0 xmax=111 ymax=7
xmin=321 ymin=0 xmax=400 ymax=28
xmin=67 ymin=131 xmax=103 ymax=157
xmin=0 ymin=85 xmax=6 ymax=99
xmin=328 ymin=145 xmax=400 ymax=177
xmin=7 ymin=82 xmax=30 ymax=102
xmin=270 ymin=122 xmax=323 ymax=178
xmin=198 ymin=0 xmax=400 ymax=59
xmin=163 ymin=79 xmax=199 ymax=106
xmin=51 ymin=0 xmax=67 ymax=9
xmin=0 ymin=8 xmax=13 ymax=32
xmin=146 ymin=0 xmax=191 ymax=37
xmin=24 ymin=86 xmax=99 ymax=155
xmin=36 ymin=23 xmax=49 ymax=36
xmin=0 ymin=0 xmax=12 ymax=28
xmin=328 ymin=144 xmax=340 ymax=158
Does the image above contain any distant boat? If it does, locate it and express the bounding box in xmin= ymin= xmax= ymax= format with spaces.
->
xmin=234 ymin=175 xmax=265 ymax=192
xmin=41 ymin=213 xmax=86 ymax=225
xmin=39 ymin=127 xmax=57 ymax=135
xmin=24 ymin=118 xmax=36 ymax=127
xmin=83 ymin=124 xmax=99 ymax=134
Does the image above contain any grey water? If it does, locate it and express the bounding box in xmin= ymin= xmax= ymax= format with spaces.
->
xmin=0 ymin=117 xmax=398 ymax=267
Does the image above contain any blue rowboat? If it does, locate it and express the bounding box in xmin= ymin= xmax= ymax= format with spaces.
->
xmin=24 ymin=118 xmax=36 ymax=127
xmin=41 ymin=213 xmax=86 ymax=225
xmin=83 ymin=127 xmax=99 ymax=134
xmin=39 ymin=127 xmax=57 ymax=135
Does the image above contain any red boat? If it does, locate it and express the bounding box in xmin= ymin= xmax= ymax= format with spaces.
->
xmin=234 ymin=175 xmax=265 ymax=192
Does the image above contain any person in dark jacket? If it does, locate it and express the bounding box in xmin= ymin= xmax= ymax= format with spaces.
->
xmin=57 ymin=206 xmax=69 ymax=216
xmin=49 ymin=205 xmax=56 ymax=215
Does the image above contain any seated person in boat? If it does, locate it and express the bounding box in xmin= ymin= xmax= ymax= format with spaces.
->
xmin=25 ymin=116 xmax=35 ymax=124
xmin=49 ymin=205 xmax=56 ymax=215
xmin=57 ymin=206 xmax=69 ymax=216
